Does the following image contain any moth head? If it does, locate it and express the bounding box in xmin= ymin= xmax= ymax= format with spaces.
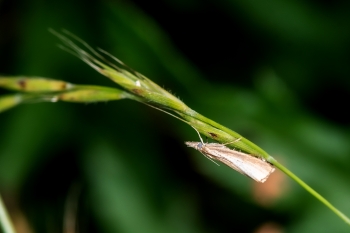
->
xmin=185 ymin=141 xmax=202 ymax=150
xmin=196 ymin=142 xmax=203 ymax=149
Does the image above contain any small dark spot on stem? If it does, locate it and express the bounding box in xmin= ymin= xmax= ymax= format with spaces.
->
xmin=18 ymin=79 xmax=26 ymax=89
xmin=61 ymin=82 xmax=67 ymax=90
xmin=132 ymin=88 xmax=143 ymax=96
xmin=209 ymin=133 xmax=218 ymax=138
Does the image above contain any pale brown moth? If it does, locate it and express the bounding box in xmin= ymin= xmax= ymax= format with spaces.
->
xmin=139 ymin=103 xmax=275 ymax=182
xmin=186 ymin=129 xmax=275 ymax=183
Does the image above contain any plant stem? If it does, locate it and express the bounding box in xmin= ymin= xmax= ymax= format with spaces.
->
xmin=271 ymin=158 xmax=350 ymax=225
xmin=0 ymin=194 xmax=16 ymax=233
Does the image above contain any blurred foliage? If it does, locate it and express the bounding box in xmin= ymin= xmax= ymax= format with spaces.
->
xmin=1 ymin=0 xmax=350 ymax=232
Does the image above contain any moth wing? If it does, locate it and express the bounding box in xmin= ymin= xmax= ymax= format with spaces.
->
xmin=189 ymin=142 xmax=275 ymax=183
xmin=228 ymin=154 xmax=275 ymax=183
xmin=211 ymin=148 xmax=275 ymax=183
xmin=203 ymin=145 xmax=247 ymax=175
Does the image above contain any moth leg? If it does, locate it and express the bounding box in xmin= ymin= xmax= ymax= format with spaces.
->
xmin=199 ymin=151 xmax=220 ymax=166
xmin=222 ymin=137 xmax=242 ymax=146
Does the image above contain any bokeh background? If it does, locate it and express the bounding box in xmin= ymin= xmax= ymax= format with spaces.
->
xmin=1 ymin=0 xmax=350 ymax=232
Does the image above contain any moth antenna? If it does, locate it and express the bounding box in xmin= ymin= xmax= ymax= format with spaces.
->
xmin=190 ymin=126 xmax=204 ymax=144
xmin=143 ymin=103 xmax=188 ymax=124
xmin=142 ymin=103 xmax=206 ymax=144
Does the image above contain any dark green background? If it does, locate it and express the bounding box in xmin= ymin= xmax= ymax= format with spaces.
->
xmin=1 ymin=0 xmax=350 ymax=232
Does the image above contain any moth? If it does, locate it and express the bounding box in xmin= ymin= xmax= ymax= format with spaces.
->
xmin=185 ymin=140 xmax=275 ymax=183
xmin=134 ymin=101 xmax=275 ymax=182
